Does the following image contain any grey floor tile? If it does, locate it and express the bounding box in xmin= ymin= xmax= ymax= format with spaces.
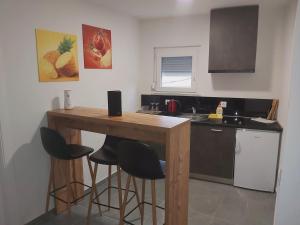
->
xmin=28 ymin=176 xmax=276 ymax=225
xmin=189 ymin=179 xmax=227 ymax=216
xmin=244 ymin=200 xmax=275 ymax=225
xmin=188 ymin=211 xmax=213 ymax=225
xmin=50 ymin=205 xmax=88 ymax=225
xmin=189 ymin=192 xmax=222 ymax=216
xmin=210 ymin=217 xmax=236 ymax=225
xmin=88 ymin=215 xmax=120 ymax=225
xmin=214 ymin=194 xmax=248 ymax=225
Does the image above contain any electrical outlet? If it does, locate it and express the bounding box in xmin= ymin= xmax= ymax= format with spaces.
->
xmin=220 ymin=101 xmax=227 ymax=108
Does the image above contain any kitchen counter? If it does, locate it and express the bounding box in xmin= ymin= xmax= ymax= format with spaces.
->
xmin=191 ymin=116 xmax=282 ymax=132
xmin=137 ymin=110 xmax=282 ymax=132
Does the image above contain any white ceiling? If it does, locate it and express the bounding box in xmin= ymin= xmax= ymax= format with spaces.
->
xmin=87 ymin=0 xmax=292 ymax=19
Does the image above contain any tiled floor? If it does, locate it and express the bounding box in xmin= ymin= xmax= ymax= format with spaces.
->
xmin=29 ymin=174 xmax=276 ymax=225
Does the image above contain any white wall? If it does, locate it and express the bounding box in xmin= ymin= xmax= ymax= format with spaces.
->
xmin=138 ymin=3 xmax=295 ymax=126
xmin=0 ymin=124 xmax=7 ymax=225
xmin=0 ymin=188 xmax=6 ymax=225
xmin=274 ymin=1 xmax=300 ymax=224
xmin=275 ymin=0 xmax=298 ymax=191
xmin=0 ymin=82 xmax=7 ymax=225
xmin=0 ymin=104 xmax=6 ymax=225
xmin=0 ymin=31 xmax=22 ymax=225
xmin=0 ymin=0 xmax=140 ymax=224
xmin=277 ymin=0 xmax=298 ymax=128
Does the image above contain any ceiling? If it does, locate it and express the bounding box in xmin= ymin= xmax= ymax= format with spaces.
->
xmin=87 ymin=0 xmax=293 ymax=19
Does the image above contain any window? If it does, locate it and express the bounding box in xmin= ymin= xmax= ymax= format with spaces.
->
xmin=161 ymin=56 xmax=192 ymax=88
xmin=154 ymin=46 xmax=199 ymax=92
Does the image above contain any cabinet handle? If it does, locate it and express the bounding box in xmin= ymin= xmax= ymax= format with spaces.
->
xmin=210 ymin=128 xmax=223 ymax=132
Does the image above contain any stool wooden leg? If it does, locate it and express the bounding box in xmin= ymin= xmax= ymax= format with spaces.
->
xmin=117 ymin=166 xmax=123 ymax=210
xmin=71 ymin=160 xmax=78 ymax=204
xmin=69 ymin=186 xmax=76 ymax=206
xmin=45 ymin=158 xmax=54 ymax=213
xmin=151 ymin=180 xmax=157 ymax=225
xmin=108 ymin=165 xmax=112 ymax=211
xmin=141 ymin=179 xmax=146 ymax=225
xmin=87 ymin=163 xmax=101 ymax=225
xmin=86 ymin=157 xmax=102 ymax=216
xmin=132 ymin=177 xmax=143 ymax=216
xmin=66 ymin=161 xmax=71 ymax=216
xmin=120 ymin=175 xmax=131 ymax=225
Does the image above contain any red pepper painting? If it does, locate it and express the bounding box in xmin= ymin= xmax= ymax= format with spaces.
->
xmin=82 ymin=24 xmax=112 ymax=69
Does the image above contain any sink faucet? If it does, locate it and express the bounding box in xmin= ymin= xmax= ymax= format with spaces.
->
xmin=192 ymin=107 xmax=196 ymax=115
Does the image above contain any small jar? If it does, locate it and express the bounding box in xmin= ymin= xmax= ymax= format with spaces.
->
xmin=64 ymin=90 xmax=73 ymax=110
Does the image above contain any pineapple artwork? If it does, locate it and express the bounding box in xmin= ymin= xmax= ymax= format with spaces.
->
xmin=82 ymin=24 xmax=112 ymax=69
xmin=35 ymin=29 xmax=79 ymax=82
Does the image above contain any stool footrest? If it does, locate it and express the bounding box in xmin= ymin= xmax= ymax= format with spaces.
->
xmin=49 ymin=181 xmax=92 ymax=204
xmin=124 ymin=201 xmax=165 ymax=225
xmin=92 ymin=185 xmax=136 ymax=210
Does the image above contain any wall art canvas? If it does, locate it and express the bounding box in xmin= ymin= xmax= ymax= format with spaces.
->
xmin=82 ymin=24 xmax=112 ymax=69
xmin=35 ymin=29 xmax=79 ymax=82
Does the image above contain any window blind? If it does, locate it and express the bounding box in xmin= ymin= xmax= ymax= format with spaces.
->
xmin=161 ymin=56 xmax=192 ymax=74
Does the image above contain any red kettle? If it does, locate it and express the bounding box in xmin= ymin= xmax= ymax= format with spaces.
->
xmin=167 ymin=99 xmax=180 ymax=114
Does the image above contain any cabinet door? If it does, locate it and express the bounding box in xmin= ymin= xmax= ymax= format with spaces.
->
xmin=209 ymin=5 xmax=259 ymax=73
xmin=190 ymin=125 xmax=236 ymax=179
xmin=234 ymin=129 xmax=280 ymax=192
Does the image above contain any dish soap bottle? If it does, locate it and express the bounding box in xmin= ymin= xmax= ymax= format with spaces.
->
xmin=216 ymin=103 xmax=223 ymax=116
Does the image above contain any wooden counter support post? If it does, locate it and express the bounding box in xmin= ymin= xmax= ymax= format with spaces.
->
xmin=165 ymin=122 xmax=190 ymax=225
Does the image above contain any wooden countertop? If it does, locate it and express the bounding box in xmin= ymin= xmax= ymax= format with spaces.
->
xmin=48 ymin=107 xmax=190 ymax=131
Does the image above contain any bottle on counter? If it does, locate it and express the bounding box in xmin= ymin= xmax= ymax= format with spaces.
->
xmin=155 ymin=103 xmax=160 ymax=111
xmin=150 ymin=102 xmax=155 ymax=111
xmin=216 ymin=103 xmax=223 ymax=116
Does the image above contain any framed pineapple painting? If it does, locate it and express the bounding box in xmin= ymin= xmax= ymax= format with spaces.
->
xmin=35 ymin=29 xmax=79 ymax=82
xmin=82 ymin=24 xmax=112 ymax=69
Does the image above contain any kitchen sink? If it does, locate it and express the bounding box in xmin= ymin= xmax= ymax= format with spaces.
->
xmin=180 ymin=113 xmax=209 ymax=122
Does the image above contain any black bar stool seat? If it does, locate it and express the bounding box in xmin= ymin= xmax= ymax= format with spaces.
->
xmin=67 ymin=144 xmax=93 ymax=159
xmin=89 ymin=146 xmax=118 ymax=165
xmin=159 ymin=161 xmax=166 ymax=175
xmin=86 ymin=136 xmax=140 ymax=225
xmin=40 ymin=127 xmax=95 ymax=215
xmin=118 ymin=140 xmax=166 ymax=225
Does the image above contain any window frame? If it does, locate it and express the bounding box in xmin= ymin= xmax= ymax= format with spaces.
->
xmin=154 ymin=46 xmax=200 ymax=93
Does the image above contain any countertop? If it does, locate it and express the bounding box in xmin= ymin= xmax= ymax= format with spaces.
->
xmin=49 ymin=107 xmax=190 ymax=130
xmin=137 ymin=110 xmax=282 ymax=132
xmin=191 ymin=117 xmax=283 ymax=132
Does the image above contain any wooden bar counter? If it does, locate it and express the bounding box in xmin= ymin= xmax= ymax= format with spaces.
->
xmin=47 ymin=107 xmax=191 ymax=225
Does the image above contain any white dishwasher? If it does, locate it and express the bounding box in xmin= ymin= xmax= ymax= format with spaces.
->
xmin=234 ymin=129 xmax=280 ymax=192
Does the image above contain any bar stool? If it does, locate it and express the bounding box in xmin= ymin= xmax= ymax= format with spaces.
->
xmin=86 ymin=135 xmax=140 ymax=225
xmin=118 ymin=140 xmax=166 ymax=225
xmin=40 ymin=127 xmax=95 ymax=215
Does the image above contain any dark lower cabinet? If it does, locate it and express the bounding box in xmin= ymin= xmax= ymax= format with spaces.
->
xmin=190 ymin=124 xmax=236 ymax=183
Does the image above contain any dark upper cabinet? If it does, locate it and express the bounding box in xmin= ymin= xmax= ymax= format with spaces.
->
xmin=208 ymin=5 xmax=259 ymax=73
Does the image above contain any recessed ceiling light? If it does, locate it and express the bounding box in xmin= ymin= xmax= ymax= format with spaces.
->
xmin=177 ymin=0 xmax=193 ymax=4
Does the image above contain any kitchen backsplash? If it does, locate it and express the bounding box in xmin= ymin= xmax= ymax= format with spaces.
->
xmin=141 ymin=94 xmax=274 ymax=118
